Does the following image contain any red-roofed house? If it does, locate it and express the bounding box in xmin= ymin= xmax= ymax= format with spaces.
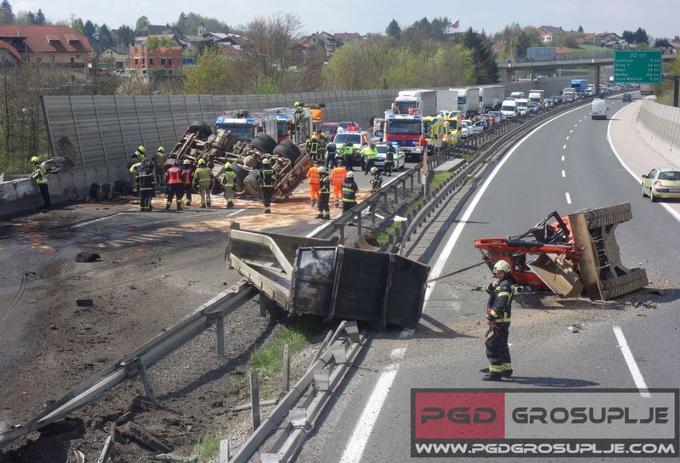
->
xmin=0 ymin=39 xmax=21 ymax=65
xmin=0 ymin=24 xmax=93 ymax=66
xmin=334 ymin=32 xmax=361 ymax=44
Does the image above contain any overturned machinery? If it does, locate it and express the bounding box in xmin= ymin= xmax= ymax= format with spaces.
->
xmin=227 ymin=227 xmax=430 ymax=329
xmin=474 ymin=203 xmax=648 ymax=300
xmin=168 ymin=121 xmax=311 ymax=199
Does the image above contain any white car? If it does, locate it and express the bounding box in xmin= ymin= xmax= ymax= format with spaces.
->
xmin=460 ymin=120 xmax=483 ymax=138
xmin=516 ymin=98 xmax=529 ymax=116
xmin=501 ymin=99 xmax=517 ymax=119
xmin=374 ymin=143 xmax=405 ymax=171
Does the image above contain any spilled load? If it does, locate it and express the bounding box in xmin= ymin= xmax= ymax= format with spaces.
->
xmin=227 ymin=227 xmax=430 ymax=329
xmin=167 ymin=115 xmax=312 ymax=199
xmin=474 ymin=203 xmax=648 ymax=300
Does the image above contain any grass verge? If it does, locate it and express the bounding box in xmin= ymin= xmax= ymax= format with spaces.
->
xmin=195 ymin=433 xmax=221 ymax=462
xmin=250 ymin=320 xmax=313 ymax=375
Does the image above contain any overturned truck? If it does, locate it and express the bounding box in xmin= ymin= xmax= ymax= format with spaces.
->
xmin=227 ymin=227 xmax=430 ymax=329
xmin=474 ymin=203 xmax=648 ymax=300
xmin=168 ymin=121 xmax=311 ymax=199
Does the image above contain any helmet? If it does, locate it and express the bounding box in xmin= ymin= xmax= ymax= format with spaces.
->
xmin=134 ymin=150 xmax=141 ymax=157
xmin=370 ymin=167 xmax=378 ymax=174
xmin=294 ymin=101 xmax=302 ymax=108
xmin=137 ymin=146 xmax=146 ymax=154
xmin=493 ymin=260 xmax=511 ymax=274
xmin=312 ymin=135 xmax=318 ymax=140
xmin=197 ymin=159 xmax=206 ymax=166
xmin=262 ymin=158 xmax=271 ymax=165
xmin=370 ymin=144 xmax=376 ymax=148
xmin=183 ymin=159 xmax=191 ymax=165
xmin=346 ymin=172 xmax=354 ymax=179
xmin=157 ymin=146 xmax=165 ymax=154
xmin=224 ymin=162 xmax=232 ymax=170
xmin=30 ymin=155 xmax=40 ymax=164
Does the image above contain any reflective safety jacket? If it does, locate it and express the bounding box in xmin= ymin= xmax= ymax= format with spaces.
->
xmin=260 ymin=168 xmax=275 ymax=188
xmin=307 ymin=165 xmax=320 ymax=185
xmin=362 ymin=147 xmax=378 ymax=160
xmin=32 ymin=164 xmax=48 ymax=185
xmin=181 ymin=166 xmax=193 ymax=184
xmin=166 ymin=165 xmax=183 ymax=185
xmin=486 ymin=276 xmax=515 ymax=329
xmin=137 ymin=164 xmax=155 ymax=191
xmin=307 ymin=140 xmax=320 ymax=156
xmin=343 ymin=145 xmax=355 ymax=156
xmin=193 ymin=166 xmax=214 ymax=188
xmin=330 ymin=166 xmax=347 ymax=187
xmin=342 ymin=179 xmax=358 ymax=203
xmin=222 ymin=170 xmax=236 ymax=189
xmin=319 ymin=175 xmax=331 ymax=194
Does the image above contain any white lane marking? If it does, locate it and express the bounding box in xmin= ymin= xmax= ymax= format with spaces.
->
xmin=339 ymin=103 xmax=594 ymax=463
xmin=579 ymin=119 xmax=583 ymax=123
xmin=565 ymin=192 xmax=572 ymax=204
xmin=390 ymin=347 xmax=407 ymax=360
xmin=561 ymin=155 xmax=565 ymax=162
xmin=570 ymin=129 xmax=574 ymax=134
xmin=338 ymin=365 xmax=399 ymax=463
xmin=613 ymin=326 xmax=650 ymax=398
xmin=574 ymin=123 xmax=578 ymax=127
xmin=563 ymin=144 xmax=567 ymax=150
xmin=70 ymin=211 xmax=127 ymax=228
xmin=227 ymin=208 xmax=244 ymax=217
xmin=562 ymin=170 xmax=566 ymax=178
xmin=607 ymin=105 xmax=680 ymax=224
xmin=566 ymin=136 xmax=570 ymax=140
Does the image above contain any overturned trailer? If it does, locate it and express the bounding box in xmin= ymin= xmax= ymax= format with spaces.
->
xmin=474 ymin=203 xmax=648 ymax=300
xmin=227 ymin=227 xmax=430 ymax=329
xmin=167 ymin=121 xmax=312 ymax=199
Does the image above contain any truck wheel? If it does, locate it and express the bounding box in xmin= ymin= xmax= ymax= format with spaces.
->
xmin=273 ymin=141 xmax=300 ymax=163
xmin=250 ymin=133 xmax=277 ymax=154
xmin=188 ymin=121 xmax=211 ymax=138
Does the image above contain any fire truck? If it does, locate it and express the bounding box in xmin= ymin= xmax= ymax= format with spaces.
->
xmin=383 ymin=111 xmax=423 ymax=161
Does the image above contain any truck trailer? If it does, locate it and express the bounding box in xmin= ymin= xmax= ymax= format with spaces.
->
xmin=393 ymin=90 xmax=437 ymax=116
xmin=479 ymin=85 xmax=506 ymax=111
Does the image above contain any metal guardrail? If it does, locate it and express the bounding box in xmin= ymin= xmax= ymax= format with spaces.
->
xmin=0 ymin=281 xmax=257 ymax=449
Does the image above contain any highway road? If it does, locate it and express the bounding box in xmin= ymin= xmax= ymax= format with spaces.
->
xmin=297 ymin=97 xmax=680 ymax=463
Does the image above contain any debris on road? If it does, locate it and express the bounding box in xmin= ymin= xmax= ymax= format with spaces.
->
xmin=75 ymin=252 xmax=101 ymax=263
xmin=76 ymin=298 xmax=94 ymax=307
xmin=566 ymin=324 xmax=582 ymax=333
xmin=474 ymin=203 xmax=648 ymax=300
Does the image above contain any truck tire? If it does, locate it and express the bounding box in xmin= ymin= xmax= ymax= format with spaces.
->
xmin=243 ymin=170 xmax=262 ymax=197
xmin=250 ymin=133 xmax=277 ymax=154
xmin=232 ymin=163 xmax=250 ymax=191
xmin=188 ymin=121 xmax=211 ymax=138
xmin=273 ymin=141 xmax=301 ymax=163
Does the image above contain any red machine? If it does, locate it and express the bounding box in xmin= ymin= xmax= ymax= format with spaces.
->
xmin=474 ymin=204 xmax=648 ymax=300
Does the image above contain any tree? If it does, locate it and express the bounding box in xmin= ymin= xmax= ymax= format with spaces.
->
xmin=135 ymin=15 xmax=149 ymax=32
xmin=99 ymin=24 xmax=113 ymax=50
xmin=386 ymin=19 xmax=401 ymax=41
xmin=634 ymin=27 xmax=648 ymax=44
xmin=0 ymin=0 xmax=13 ymax=24
xmin=184 ymin=47 xmax=244 ymax=94
xmin=145 ymin=35 xmax=175 ymax=50
xmin=462 ymin=28 xmax=498 ymax=84
xmin=70 ymin=16 xmax=84 ymax=33
xmin=578 ymin=25 xmax=584 ymax=33
xmin=83 ymin=20 xmax=96 ymax=38
xmin=34 ymin=8 xmax=45 ymax=24
xmin=654 ymin=38 xmax=672 ymax=48
xmin=116 ymin=25 xmax=134 ymax=47
xmin=173 ymin=12 xmax=229 ymax=35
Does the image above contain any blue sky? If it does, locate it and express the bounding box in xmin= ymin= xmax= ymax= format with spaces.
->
xmin=16 ymin=0 xmax=679 ymax=38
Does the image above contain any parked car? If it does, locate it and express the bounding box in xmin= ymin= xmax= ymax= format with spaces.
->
xmin=374 ymin=143 xmax=406 ymax=171
xmin=641 ymin=168 xmax=680 ymax=202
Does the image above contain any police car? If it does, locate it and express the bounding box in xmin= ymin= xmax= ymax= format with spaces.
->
xmin=374 ymin=143 xmax=405 ymax=171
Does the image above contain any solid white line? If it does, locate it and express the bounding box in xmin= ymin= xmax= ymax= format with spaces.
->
xmin=613 ymin=326 xmax=650 ymax=398
xmin=562 ymin=170 xmax=566 ymax=178
xmin=71 ymin=212 xmax=126 ymax=228
xmin=606 ymin=105 xmax=680 ymax=224
xmin=226 ymin=208 xmax=245 ymax=217
xmin=565 ymin=192 xmax=572 ymax=204
xmin=338 ymin=366 xmax=399 ymax=463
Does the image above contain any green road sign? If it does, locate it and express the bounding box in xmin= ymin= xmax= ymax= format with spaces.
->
xmin=614 ymin=50 xmax=662 ymax=84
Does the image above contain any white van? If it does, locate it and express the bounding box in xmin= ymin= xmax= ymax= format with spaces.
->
xmin=516 ymin=98 xmax=529 ymax=116
xmin=591 ymin=98 xmax=608 ymax=120
xmin=510 ymin=91 xmax=525 ymax=99
xmin=501 ymin=99 xmax=518 ymax=119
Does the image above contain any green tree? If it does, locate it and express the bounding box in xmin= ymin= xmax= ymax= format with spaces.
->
xmin=0 ymin=0 xmax=13 ymax=24
xmin=173 ymin=12 xmax=229 ymax=35
xmin=34 ymin=8 xmax=45 ymax=24
xmin=145 ymin=35 xmax=175 ymax=50
xmin=462 ymin=28 xmax=498 ymax=84
xmin=84 ymin=20 xmax=96 ymax=38
xmin=386 ymin=19 xmax=401 ymax=41
xmin=116 ymin=25 xmax=134 ymax=47
xmin=99 ymin=24 xmax=113 ymax=49
xmin=578 ymin=25 xmax=584 ymax=33
xmin=324 ymin=40 xmax=387 ymax=89
xmin=184 ymin=47 xmax=243 ymax=94
xmin=70 ymin=16 xmax=84 ymax=33
xmin=135 ymin=15 xmax=149 ymax=32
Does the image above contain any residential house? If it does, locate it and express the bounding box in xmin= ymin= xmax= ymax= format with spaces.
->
xmin=333 ymin=32 xmax=361 ymax=44
xmin=0 ymin=40 xmax=21 ymax=66
xmin=299 ymin=31 xmax=339 ymax=59
xmin=128 ymin=43 xmax=182 ymax=76
xmin=537 ymin=26 xmax=564 ymax=45
xmin=97 ymin=45 xmax=128 ymax=72
xmin=136 ymin=24 xmax=174 ymax=37
xmin=0 ymin=24 xmax=93 ymax=66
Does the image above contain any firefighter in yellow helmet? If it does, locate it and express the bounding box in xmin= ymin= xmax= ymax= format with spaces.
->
xmin=482 ymin=260 xmax=516 ymax=381
xmin=30 ymin=155 xmax=50 ymax=210
xmin=192 ymin=159 xmax=215 ymax=208
xmin=221 ymin=162 xmax=236 ymax=208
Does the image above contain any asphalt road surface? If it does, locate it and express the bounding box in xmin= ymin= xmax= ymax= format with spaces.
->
xmin=296 ymin=97 xmax=680 ymax=463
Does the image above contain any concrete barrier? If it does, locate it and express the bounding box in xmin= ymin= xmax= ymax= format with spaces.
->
xmin=638 ymin=99 xmax=680 ymax=166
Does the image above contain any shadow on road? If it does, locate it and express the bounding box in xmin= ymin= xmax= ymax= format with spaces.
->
xmin=414 ymin=313 xmax=477 ymax=340
xmin=507 ymin=376 xmax=599 ymax=388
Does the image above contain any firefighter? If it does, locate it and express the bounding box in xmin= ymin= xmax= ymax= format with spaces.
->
xmin=306 ymin=162 xmax=321 ymax=206
xmin=330 ymin=160 xmax=347 ymax=208
xmin=325 ymin=142 xmax=337 ymax=169
xmin=133 ymin=145 xmax=146 ymax=163
xmin=343 ymin=141 xmax=355 ymax=171
xmin=306 ymin=135 xmax=321 ymax=163
xmin=364 ymin=144 xmax=378 ymax=175
xmin=482 ymin=260 xmax=516 ymax=381
xmin=316 ymin=167 xmax=331 ymax=220
xmin=221 ymin=162 xmax=236 ymax=208
xmin=341 ymin=171 xmax=358 ymax=224
xmin=370 ymin=166 xmax=382 ymax=192
xmin=165 ymin=159 xmax=184 ymax=210
xmin=155 ymin=146 xmax=167 ymax=187
xmin=317 ymin=131 xmax=327 ymax=156
xmin=30 ymin=156 xmax=50 ymax=210
xmin=259 ymin=158 xmax=275 ymax=213
xmin=181 ymin=159 xmax=194 ymax=206
xmin=384 ymin=143 xmax=396 ymax=176
xmin=136 ymin=158 xmax=156 ymax=211
xmin=360 ymin=144 xmax=372 ymax=174
xmin=193 ymin=159 xmax=214 ymax=208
